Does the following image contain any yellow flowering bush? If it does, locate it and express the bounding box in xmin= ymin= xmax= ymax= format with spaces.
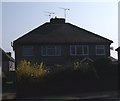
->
xmin=16 ymin=60 xmax=47 ymax=81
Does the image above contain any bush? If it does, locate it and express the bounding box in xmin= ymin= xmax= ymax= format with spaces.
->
xmin=16 ymin=60 xmax=100 ymax=97
xmin=51 ymin=60 xmax=92 ymax=73
xmin=94 ymin=58 xmax=112 ymax=77
xmin=16 ymin=60 xmax=47 ymax=82
xmin=46 ymin=60 xmax=97 ymax=82
xmin=16 ymin=60 xmax=97 ymax=83
xmin=74 ymin=61 xmax=90 ymax=72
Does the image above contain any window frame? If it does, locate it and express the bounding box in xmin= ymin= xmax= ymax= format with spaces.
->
xmin=96 ymin=45 xmax=105 ymax=55
xmin=41 ymin=45 xmax=61 ymax=56
xmin=70 ymin=45 xmax=89 ymax=56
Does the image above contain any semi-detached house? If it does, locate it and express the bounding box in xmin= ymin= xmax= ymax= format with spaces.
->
xmin=13 ymin=18 xmax=113 ymax=66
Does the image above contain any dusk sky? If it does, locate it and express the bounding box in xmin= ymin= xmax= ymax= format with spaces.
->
xmin=1 ymin=1 xmax=119 ymax=59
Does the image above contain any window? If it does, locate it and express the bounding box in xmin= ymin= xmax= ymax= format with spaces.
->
xmin=9 ymin=61 xmax=15 ymax=71
xmin=70 ymin=45 xmax=89 ymax=56
xmin=96 ymin=45 xmax=105 ymax=55
xmin=23 ymin=46 xmax=33 ymax=56
xmin=41 ymin=46 xmax=61 ymax=56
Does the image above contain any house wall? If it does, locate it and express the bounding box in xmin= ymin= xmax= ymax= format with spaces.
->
xmin=88 ymin=44 xmax=110 ymax=59
xmin=15 ymin=44 xmax=110 ymax=66
xmin=2 ymin=61 xmax=15 ymax=71
xmin=2 ymin=61 xmax=9 ymax=71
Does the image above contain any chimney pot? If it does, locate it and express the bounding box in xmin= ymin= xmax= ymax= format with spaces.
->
xmin=50 ymin=18 xmax=65 ymax=24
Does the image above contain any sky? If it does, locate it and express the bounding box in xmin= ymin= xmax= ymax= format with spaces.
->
xmin=1 ymin=1 xmax=119 ymax=59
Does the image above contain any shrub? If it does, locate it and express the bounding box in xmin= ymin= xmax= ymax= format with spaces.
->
xmin=52 ymin=61 xmax=92 ymax=73
xmin=16 ymin=60 xmax=47 ymax=82
xmin=46 ymin=60 xmax=97 ymax=82
xmin=16 ymin=60 xmax=98 ymax=84
xmin=73 ymin=61 xmax=90 ymax=72
xmin=94 ymin=58 xmax=112 ymax=77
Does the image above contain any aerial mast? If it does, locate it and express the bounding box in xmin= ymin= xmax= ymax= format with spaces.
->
xmin=44 ymin=11 xmax=55 ymax=19
xmin=59 ymin=7 xmax=70 ymax=20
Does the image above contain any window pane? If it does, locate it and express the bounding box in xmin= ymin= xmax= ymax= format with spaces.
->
xmin=76 ymin=46 xmax=82 ymax=54
xmin=97 ymin=49 xmax=104 ymax=54
xmin=70 ymin=46 xmax=75 ymax=55
xmin=47 ymin=48 xmax=55 ymax=55
xmin=83 ymin=46 xmax=88 ymax=54
xmin=70 ymin=45 xmax=88 ymax=56
xmin=96 ymin=45 xmax=105 ymax=55
xmin=41 ymin=46 xmax=61 ymax=56
xmin=23 ymin=46 xmax=33 ymax=56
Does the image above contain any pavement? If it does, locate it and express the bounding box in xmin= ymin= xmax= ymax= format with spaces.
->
xmin=1 ymin=90 xmax=120 ymax=100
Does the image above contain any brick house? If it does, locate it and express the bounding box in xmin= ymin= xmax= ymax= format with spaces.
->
xmin=13 ymin=18 xmax=113 ymax=66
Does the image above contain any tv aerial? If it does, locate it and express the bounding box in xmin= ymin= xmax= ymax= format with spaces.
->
xmin=44 ymin=11 xmax=55 ymax=19
xmin=59 ymin=7 xmax=70 ymax=20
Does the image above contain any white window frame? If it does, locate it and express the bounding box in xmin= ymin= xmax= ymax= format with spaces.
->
xmin=96 ymin=45 xmax=105 ymax=55
xmin=70 ymin=45 xmax=89 ymax=56
xmin=23 ymin=46 xmax=33 ymax=56
xmin=41 ymin=46 xmax=61 ymax=56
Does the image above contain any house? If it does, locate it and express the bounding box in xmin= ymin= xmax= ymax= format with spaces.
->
xmin=0 ymin=48 xmax=15 ymax=72
xmin=13 ymin=17 xmax=113 ymax=66
xmin=116 ymin=47 xmax=120 ymax=63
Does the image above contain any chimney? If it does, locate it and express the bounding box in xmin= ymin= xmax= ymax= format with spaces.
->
xmin=50 ymin=17 xmax=65 ymax=24
xmin=6 ymin=52 xmax=11 ymax=57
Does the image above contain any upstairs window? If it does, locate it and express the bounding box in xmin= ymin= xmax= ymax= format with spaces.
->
xmin=70 ymin=45 xmax=89 ymax=56
xmin=96 ymin=45 xmax=105 ymax=55
xmin=23 ymin=46 xmax=33 ymax=56
xmin=41 ymin=46 xmax=61 ymax=56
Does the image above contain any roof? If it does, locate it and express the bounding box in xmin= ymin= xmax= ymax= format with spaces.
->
xmin=115 ymin=47 xmax=120 ymax=51
xmin=13 ymin=18 xmax=113 ymax=47
xmin=0 ymin=48 xmax=15 ymax=62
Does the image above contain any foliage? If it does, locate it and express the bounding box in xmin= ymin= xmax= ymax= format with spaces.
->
xmin=16 ymin=59 xmax=98 ymax=83
xmin=51 ymin=60 xmax=92 ymax=73
xmin=46 ymin=60 xmax=97 ymax=82
xmin=73 ymin=60 xmax=90 ymax=72
xmin=16 ymin=59 xmax=118 ymax=97
xmin=94 ymin=57 xmax=112 ymax=77
xmin=16 ymin=60 xmax=47 ymax=81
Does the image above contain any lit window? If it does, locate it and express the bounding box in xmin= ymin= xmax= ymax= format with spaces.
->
xmin=41 ymin=46 xmax=61 ymax=56
xmin=70 ymin=45 xmax=89 ymax=56
xmin=96 ymin=45 xmax=105 ymax=55
xmin=23 ymin=46 xmax=33 ymax=56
